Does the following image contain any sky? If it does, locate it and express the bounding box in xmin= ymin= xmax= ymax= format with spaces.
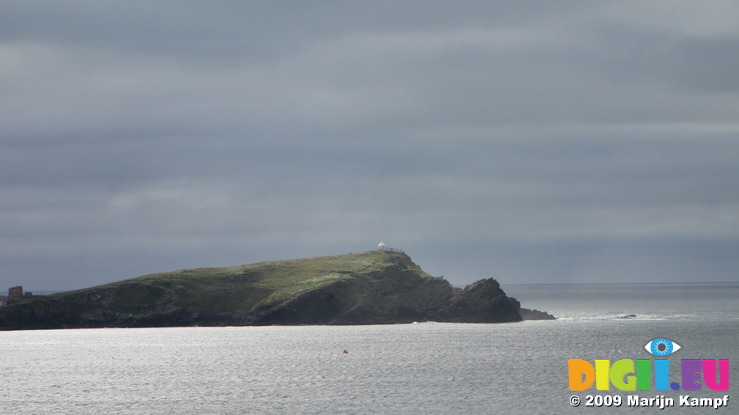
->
xmin=1 ymin=1 xmax=738 ymax=291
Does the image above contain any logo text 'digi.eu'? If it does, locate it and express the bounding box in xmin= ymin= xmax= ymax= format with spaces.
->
xmin=568 ymin=358 xmax=730 ymax=391
xmin=568 ymin=338 xmax=730 ymax=392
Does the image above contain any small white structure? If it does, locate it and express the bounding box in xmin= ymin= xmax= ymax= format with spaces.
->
xmin=378 ymin=241 xmax=386 ymax=251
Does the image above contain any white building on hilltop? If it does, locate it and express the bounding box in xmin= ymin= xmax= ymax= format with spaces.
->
xmin=378 ymin=242 xmax=386 ymax=251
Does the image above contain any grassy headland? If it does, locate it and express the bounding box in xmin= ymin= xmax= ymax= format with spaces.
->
xmin=0 ymin=251 xmax=550 ymax=330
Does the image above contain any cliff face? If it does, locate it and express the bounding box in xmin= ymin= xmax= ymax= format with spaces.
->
xmin=0 ymin=251 xmax=547 ymax=331
xmin=444 ymin=278 xmax=523 ymax=323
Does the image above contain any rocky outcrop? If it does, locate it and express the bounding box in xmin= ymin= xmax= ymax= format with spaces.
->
xmin=444 ymin=278 xmax=522 ymax=323
xmin=519 ymin=308 xmax=557 ymax=320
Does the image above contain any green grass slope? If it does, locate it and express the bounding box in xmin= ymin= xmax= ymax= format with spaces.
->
xmin=76 ymin=250 xmax=429 ymax=313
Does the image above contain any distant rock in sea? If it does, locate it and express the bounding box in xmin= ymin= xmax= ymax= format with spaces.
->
xmin=519 ymin=308 xmax=557 ymax=320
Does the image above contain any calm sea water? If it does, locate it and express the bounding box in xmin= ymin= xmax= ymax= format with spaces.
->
xmin=1 ymin=283 xmax=737 ymax=414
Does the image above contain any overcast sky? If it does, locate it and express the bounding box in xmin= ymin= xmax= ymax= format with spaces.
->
xmin=2 ymin=1 xmax=738 ymax=291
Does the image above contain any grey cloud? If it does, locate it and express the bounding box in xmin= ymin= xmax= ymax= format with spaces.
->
xmin=1 ymin=1 xmax=738 ymax=291
xmin=676 ymin=36 xmax=739 ymax=92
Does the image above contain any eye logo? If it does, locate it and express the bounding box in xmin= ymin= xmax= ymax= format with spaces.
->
xmin=644 ymin=338 xmax=681 ymax=356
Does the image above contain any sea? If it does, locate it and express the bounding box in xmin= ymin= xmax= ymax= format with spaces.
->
xmin=1 ymin=282 xmax=737 ymax=414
